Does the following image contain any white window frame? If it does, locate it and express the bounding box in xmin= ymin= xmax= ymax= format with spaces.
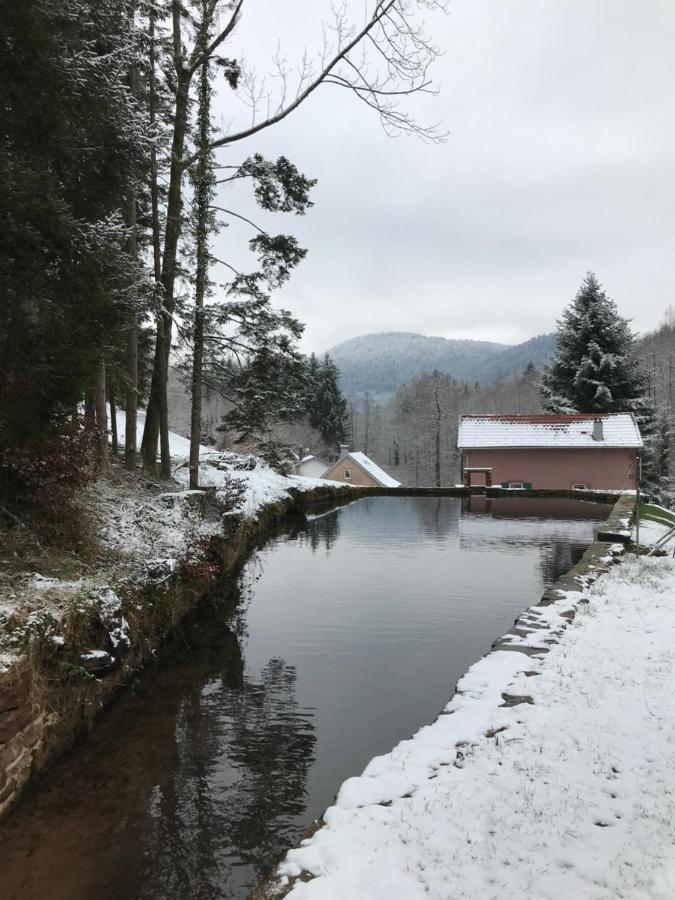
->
xmin=344 ymin=468 xmax=351 ymax=480
xmin=572 ymin=483 xmax=588 ymax=490
xmin=508 ymin=482 xmax=524 ymax=490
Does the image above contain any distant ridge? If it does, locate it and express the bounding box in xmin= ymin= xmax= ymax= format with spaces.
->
xmin=325 ymin=331 xmax=555 ymax=397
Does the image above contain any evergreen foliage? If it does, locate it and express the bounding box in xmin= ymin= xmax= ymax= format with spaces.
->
xmin=189 ymin=149 xmax=315 ymax=444
xmin=306 ymin=355 xmax=349 ymax=448
xmin=541 ymin=273 xmax=649 ymax=416
xmin=541 ymin=272 xmax=672 ymax=499
xmin=0 ymin=0 xmax=149 ymax=450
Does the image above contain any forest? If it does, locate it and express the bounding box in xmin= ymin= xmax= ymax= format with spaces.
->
xmin=0 ymin=0 xmax=445 ymax=517
xmin=347 ymin=292 xmax=674 ymax=493
xmin=1 ymin=2 xmax=671 ymax=514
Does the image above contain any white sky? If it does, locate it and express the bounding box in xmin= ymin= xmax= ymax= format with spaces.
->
xmin=210 ymin=0 xmax=675 ymax=353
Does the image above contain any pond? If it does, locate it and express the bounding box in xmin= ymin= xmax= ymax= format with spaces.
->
xmin=0 ymin=495 xmax=611 ymax=900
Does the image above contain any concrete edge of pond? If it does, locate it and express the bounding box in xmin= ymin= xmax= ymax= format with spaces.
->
xmin=253 ymin=493 xmax=636 ymax=900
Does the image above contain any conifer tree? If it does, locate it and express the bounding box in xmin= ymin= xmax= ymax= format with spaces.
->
xmin=541 ymin=273 xmax=671 ymax=497
xmin=541 ymin=273 xmax=649 ymax=418
xmin=307 ymin=356 xmax=349 ymax=448
xmin=0 ymin=0 xmax=148 ymax=453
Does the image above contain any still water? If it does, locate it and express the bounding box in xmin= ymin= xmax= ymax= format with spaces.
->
xmin=0 ymin=496 xmax=610 ymax=900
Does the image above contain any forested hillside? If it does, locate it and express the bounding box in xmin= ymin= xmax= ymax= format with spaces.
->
xmin=348 ymin=367 xmax=542 ymax=487
xmin=328 ymin=331 xmax=555 ymax=397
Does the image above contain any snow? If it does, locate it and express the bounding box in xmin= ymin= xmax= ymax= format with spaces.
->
xmin=458 ymin=413 xmax=643 ymax=449
xmin=634 ymin=504 xmax=675 ymax=550
xmin=0 ymin=412 xmax=342 ymax=675
xmin=274 ymin=552 xmax=675 ymax=900
xmin=113 ymin=408 xmax=336 ymax=518
xmin=346 ymin=452 xmax=401 ymax=488
xmin=635 ymin=520 xmax=674 ymax=550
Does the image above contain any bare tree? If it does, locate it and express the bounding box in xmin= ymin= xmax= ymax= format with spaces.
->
xmin=141 ymin=0 xmax=447 ymax=478
xmin=433 ymin=382 xmax=441 ymax=487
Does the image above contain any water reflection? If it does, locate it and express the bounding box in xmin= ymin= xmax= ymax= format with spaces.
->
xmin=410 ymin=495 xmax=460 ymax=539
xmin=0 ymin=496 xmax=610 ymax=900
xmin=297 ymin=508 xmax=341 ymax=553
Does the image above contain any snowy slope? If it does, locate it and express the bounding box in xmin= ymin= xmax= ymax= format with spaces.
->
xmin=113 ymin=409 xmax=338 ymax=518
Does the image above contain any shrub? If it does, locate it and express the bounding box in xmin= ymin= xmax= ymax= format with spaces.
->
xmin=0 ymin=424 xmax=98 ymax=517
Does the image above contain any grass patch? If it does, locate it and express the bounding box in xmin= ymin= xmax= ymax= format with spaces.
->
xmin=639 ymin=502 xmax=675 ymax=528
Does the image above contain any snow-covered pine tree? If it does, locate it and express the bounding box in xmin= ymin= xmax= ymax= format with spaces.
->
xmin=541 ymin=273 xmax=649 ymax=418
xmin=541 ymin=273 xmax=672 ymax=497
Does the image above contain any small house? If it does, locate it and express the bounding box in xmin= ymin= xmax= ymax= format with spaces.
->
xmin=321 ymin=445 xmax=401 ymax=488
xmin=457 ymin=413 xmax=643 ymax=491
xmin=295 ymin=454 xmax=331 ymax=479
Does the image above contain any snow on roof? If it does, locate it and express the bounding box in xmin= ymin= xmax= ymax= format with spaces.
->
xmin=348 ymin=451 xmax=401 ymax=487
xmin=457 ymin=413 xmax=643 ymax=449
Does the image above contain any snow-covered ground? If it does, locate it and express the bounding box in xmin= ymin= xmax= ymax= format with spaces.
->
xmin=632 ymin=503 xmax=675 ymax=551
xmin=273 ymin=552 xmax=675 ymax=900
xmin=0 ymin=415 xmax=340 ymax=674
xmin=114 ymin=409 xmax=335 ymax=518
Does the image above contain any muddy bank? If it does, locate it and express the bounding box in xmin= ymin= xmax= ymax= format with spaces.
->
xmin=0 ymin=483 xmax=363 ymax=824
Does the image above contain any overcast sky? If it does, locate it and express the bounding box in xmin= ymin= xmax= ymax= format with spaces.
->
xmin=210 ymin=0 xmax=675 ymax=353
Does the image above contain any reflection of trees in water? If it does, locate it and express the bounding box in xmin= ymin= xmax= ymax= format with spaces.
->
xmin=539 ymin=541 xmax=586 ymax=587
xmin=138 ymin=631 xmax=315 ymax=900
xmin=410 ymin=496 xmax=460 ymax=540
xmin=297 ymin=509 xmax=341 ymax=553
xmin=226 ymin=659 xmax=316 ymax=875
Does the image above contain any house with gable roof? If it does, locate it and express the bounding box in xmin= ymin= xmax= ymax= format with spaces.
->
xmin=295 ymin=453 xmax=331 ymax=479
xmin=321 ymin=445 xmax=401 ymax=488
xmin=457 ymin=413 xmax=643 ymax=491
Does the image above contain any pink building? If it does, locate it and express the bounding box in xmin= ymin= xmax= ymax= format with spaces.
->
xmin=457 ymin=414 xmax=643 ymax=492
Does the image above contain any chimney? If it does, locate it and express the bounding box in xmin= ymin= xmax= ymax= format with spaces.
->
xmin=592 ymin=418 xmax=604 ymax=442
xmin=339 ymin=444 xmax=350 ymax=458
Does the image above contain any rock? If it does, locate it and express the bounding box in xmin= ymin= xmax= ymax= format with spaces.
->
xmin=79 ymin=650 xmax=116 ymax=674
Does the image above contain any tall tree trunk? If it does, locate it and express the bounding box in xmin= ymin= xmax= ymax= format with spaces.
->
xmin=124 ymin=190 xmax=138 ymax=470
xmin=140 ymin=3 xmax=165 ymax=476
xmin=109 ymin=375 xmax=118 ymax=454
xmin=141 ymin=5 xmax=192 ymax=478
xmin=434 ymin=385 xmax=442 ymax=488
xmin=189 ymin=24 xmax=212 ymax=490
xmin=94 ymin=358 xmax=109 ymax=474
xmin=84 ymin=391 xmax=95 ymax=429
xmin=124 ymin=2 xmax=139 ymax=471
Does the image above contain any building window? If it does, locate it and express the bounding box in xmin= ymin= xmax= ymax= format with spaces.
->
xmin=344 ymin=468 xmax=351 ymax=480
xmin=508 ymin=482 xmax=524 ymax=489
xmin=572 ymin=483 xmax=588 ymax=490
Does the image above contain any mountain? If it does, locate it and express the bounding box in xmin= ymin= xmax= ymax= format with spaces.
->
xmin=326 ymin=331 xmax=555 ymax=397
